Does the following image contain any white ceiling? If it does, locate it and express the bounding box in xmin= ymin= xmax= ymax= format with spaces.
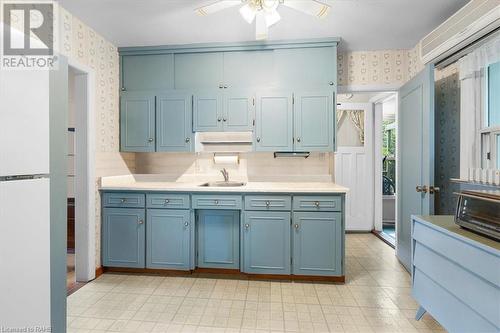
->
xmin=59 ymin=0 xmax=468 ymax=51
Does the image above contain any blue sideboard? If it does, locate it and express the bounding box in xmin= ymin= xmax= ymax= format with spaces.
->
xmin=118 ymin=39 xmax=339 ymax=153
xmin=101 ymin=190 xmax=346 ymax=281
xmin=411 ymin=215 xmax=500 ymax=332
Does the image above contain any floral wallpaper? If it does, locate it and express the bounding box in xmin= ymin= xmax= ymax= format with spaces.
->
xmin=59 ymin=7 xmax=135 ymax=268
xmin=435 ymin=63 xmax=460 ymax=215
xmin=337 ymin=45 xmax=424 ymax=88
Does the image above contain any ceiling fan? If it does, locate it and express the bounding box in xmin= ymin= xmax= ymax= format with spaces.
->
xmin=195 ymin=0 xmax=331 ymax=40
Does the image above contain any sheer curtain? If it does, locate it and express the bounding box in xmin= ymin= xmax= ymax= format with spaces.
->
xmin=458 ymin=36 xmax=500 ymax=179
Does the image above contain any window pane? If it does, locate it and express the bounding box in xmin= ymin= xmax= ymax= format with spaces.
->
xmin=488 ymin=61 xmax=500 ymax=126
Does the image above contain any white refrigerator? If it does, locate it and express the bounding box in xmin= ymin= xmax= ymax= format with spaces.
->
xmin=0 ymin=68 xmax=52 ymax=328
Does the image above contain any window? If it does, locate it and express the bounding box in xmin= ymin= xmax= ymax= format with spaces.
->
xmin=480 ymin=61 xmax=500 ymax=169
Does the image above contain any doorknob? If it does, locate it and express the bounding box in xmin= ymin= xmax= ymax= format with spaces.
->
xmin=429 ymin=186 xmax=440 ymax=194
xmin=415 ymin=185 xmax=428 ymax=193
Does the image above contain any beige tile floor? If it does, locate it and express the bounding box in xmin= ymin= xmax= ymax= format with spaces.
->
xmin=67 ymin=234 xmax=445 ymax=333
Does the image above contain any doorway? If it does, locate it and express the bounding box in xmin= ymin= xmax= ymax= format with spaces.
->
xmin=66 ymin=61 xmax=96 ymax=294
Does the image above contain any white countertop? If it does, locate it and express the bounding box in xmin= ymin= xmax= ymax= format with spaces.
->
xmin=100 ymin=175 xmax=349 ymax=194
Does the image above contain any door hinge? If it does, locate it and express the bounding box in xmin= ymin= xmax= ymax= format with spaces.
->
xmin=252 ymin=97 xmax=255 ymax=106
xmin=252 ymin=119 xmax=255 ymax=126
xmin=290 ymin=257 xmax=293 ymax=265
xmin=292 ymin=94 xmax=295 ymax=105
xmin=487 ymin=152 xmax=491 ymax=160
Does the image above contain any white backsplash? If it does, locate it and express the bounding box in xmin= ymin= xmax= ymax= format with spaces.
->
xmin=135 ymin=152 xmax=334 ymax=183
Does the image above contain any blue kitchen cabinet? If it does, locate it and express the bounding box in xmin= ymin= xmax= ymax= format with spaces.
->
xmin=223 ymin=90 xmax=254 ymax=131
xmin=243 ymin=211 xmax=291 ymax=275
xmin=120 ymin=91 xmax=156 ymax=152
xmin=174 ymin=52 xmax=224 ymax=89
xmin=292 ymin=212 xmax=342 ymax=276
xmin=294 ymin=91 xmax=335 ymax=151
xmin=274 ymin=47 xmax=337 ymax=88
xmin=146 ymin=209 xmax=191 ymax=270
xmin=197 ymin=210 xmax=240 ymax=269
xmin=102 ymin=208 xmax=145 ymax=268
xmin=121 ymin=54 xmax=174 ymax=91
xmin=193 ymin=91 xmax=224 ymax=132
xmin=156 ymin=92 xmax=193 ymax=152
xmin=255 ymin=91 xmax=293 ymax=151
xmin=223 ymin=50 xmax=275 ymax=88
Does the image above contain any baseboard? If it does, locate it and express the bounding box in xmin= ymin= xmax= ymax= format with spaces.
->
xmin=95 ymin=266 xmax=104 ymax=278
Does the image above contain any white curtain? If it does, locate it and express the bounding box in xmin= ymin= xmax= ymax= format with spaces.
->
xmin=458 ymin=36 xmax=500 ymax=179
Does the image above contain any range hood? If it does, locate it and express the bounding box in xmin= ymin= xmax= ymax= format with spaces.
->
xmin=195 ymin=132 xmax=253 ymax=152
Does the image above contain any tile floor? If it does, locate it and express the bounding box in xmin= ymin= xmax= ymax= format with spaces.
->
xmin=67 ymin=234 xmax=445 ymax=333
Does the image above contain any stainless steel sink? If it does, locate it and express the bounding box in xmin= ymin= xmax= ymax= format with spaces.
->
xmin=199 ymin=181 xmax=246 ymax=187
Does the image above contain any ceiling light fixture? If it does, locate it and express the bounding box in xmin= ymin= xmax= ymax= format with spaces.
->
xmin=195 ymin=0 xmax=331 ymax=40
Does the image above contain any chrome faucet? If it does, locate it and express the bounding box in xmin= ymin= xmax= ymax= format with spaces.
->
xmin=220 ymin=168 xmax=229 ymax=182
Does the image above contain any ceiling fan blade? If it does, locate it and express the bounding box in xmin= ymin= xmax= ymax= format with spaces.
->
xmin=265 ymin=9 xmax=281 ymax=27
xmin=239 ymin=3 xmax=257 ymax=24
xmin=282 ymin=0 xmax=331 ymax=18
xmin=195 ymin=0 xmax=243 ymax=16
xmin=255 ymin=11 xmax=268 ymax=40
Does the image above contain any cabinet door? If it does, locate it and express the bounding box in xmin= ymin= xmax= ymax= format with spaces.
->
xmin=156 ymin=92 xmax=193 ymax=152
xmin=174 ymin=52 xmax=224 ymax=89
xmin=223 ymin=50 xmax=274 ymax=88
xmin=255 ymin=91 xmax=293 ymax=151
xmin=193 ymin=91 xmax=223 ymax=132
xmin=223 ymin=90 xmax=254 ymax=131
xmin=243 ymin=211 xmax=291 ymax=274
xmin=146 ymin=209 xmax=190 ymax=270
xmin=274 ymin=47 xmax=337 ymax=88
xmin=292 ymin=212 xmax=342 ymax=276
xmin=121 ymin=54 xmax=174 ymax=91
xmin=120 ymin=92 xmax=155 ymax=152
xmin=102 ymin=208 xmax=145 ymax=268
xmin=294 ymin=91 xmax=334 ymax=151
xmin=197 ymin=210 xmax=240 ymax=269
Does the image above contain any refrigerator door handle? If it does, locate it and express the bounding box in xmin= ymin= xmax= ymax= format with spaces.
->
xmin=0 ymin=174 xmax=50 ymax=181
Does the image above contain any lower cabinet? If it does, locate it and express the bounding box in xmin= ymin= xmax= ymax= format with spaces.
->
xmin=292 ymin=212 xmax=342 ymax=276
xmin=146 ymin=209 xmax=191 ymax=270
xmin=243 ymin=211 xmax=291 ymax=275
xmin=102 ymin=208 xmax=146 ymax=268
xmin=196 ymin=210 xmax=240 ymax=269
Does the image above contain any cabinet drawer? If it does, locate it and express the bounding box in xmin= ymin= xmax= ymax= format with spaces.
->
xmin=146 ymin=193 xmax=190 ymax=209
xmin=192 ymin=195 xmax=242 ymax=210
xmin=244 ymin=195 xmax=291 ymax=211
xmin=103 ymin=192 xmax=145 ymax=208
xmin=293 ymin=195 xmax=341 ymax=212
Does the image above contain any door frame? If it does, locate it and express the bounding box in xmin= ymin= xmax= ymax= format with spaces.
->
xmin=68 ymin=59 xmax=96 ymax=282
xmin=369 ymin=93 xmax=399 ymax=234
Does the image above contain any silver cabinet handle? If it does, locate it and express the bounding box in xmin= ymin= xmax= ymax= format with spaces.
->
xmin=416 ymin=185 xmax=428 ymax=193
xmin=219 ymin=84 xmax=224 ymax=89
xmin=120 ymin=198 xmax=126 ymax=203
xmin=214 ymin=200 xmax=219 ymax=205
xmin=329 ymin=81 xmax=334 ymax=86
xmin=185 ymin=137 xmax=190 ymax=143
xmin=164 ymin=199 xmax=170 ymax=204
xmin=121 ymin=87 xmax=126 ymax=91
xmin=314 ymin=201 xmax=320 ymax=207
xmin=217 ymin=117 xmax=222 ymax=122
xmin=256 ymin=137 xmax=261 ymax=142
xmin=138 ymin=219 xmax=144 ymax=225
xmin=184 ymin=221 xmax=189 ymax=227
xmin=296 ymin=137 xmax=301 ymax=142
xmin=265 ymin=201 xmax=270 ymax=207
xmin=223 ymin=118 xmax=227 ymax=122
xmin=224 ymin=85 xmax=228 ymax=89
xmin=245 ymin=224 xmax=250 ymax=229
xmin=294 ymin=224 xmax=299 ymax=229
xmin=148 ymin=138 xmax=154 ymax=143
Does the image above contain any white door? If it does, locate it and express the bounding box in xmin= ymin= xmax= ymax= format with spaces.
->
xmin=335 ymin=103 xmax=374 ymax=231
xmin=397 ymin=64 xmax=435 ymax=270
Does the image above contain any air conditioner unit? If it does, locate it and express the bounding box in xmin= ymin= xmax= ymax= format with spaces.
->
xmin=420 ymin=0 xmax=500 ymax=65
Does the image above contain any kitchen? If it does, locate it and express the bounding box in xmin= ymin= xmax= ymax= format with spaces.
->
xmin=0 ymin=1 xmax=499 ymax=332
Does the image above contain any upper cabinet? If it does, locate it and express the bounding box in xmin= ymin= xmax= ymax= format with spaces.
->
xmin=121 ymin=54 xmax=174 ymax=91
xmin=119 ymin=38 xmax=339 ymax=152
xmin=174 ymin=52 xmax=223 ymax=89
xmin=274 ymin=47 xmax=337 ymax=88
